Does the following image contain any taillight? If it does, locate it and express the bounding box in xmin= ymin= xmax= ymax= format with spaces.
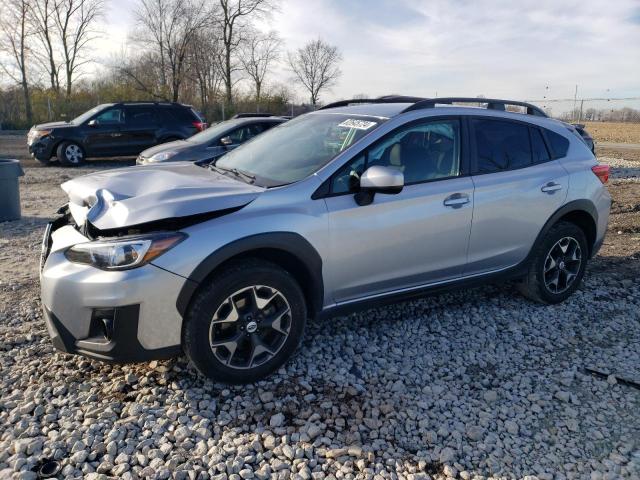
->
xmin=192 ymin=121 xmax=207 ymax=131
xmin=591 ymin=165 xmax=609 ymax=184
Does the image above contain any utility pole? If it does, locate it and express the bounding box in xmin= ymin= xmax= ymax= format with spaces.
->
xmin=579 ymin=99 xmax=584 ymax=123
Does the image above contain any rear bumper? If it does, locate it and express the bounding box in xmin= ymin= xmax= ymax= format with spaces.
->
xmin=40 ymin=221 xmax=187 ymax=363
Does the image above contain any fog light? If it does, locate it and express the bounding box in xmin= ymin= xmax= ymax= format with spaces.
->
xmin=90 ymin=308 xmax=115 ymax=342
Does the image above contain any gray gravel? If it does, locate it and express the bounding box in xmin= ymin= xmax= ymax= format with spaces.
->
xmin=0 ymin=163 xmax=639 ymax=480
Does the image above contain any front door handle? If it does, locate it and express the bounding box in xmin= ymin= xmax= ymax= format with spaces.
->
xmin=443 ymin=193 xmax=470 ymax=208
xmin=541 ymin=182 xmax=562 ymax=194
xmin=111 ymin=133 xmax=122 ymax=137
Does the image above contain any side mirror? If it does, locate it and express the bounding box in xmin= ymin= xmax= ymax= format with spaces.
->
xmin=355 ymin=165 xmax=404 ymax=206
xmin=88 ymin=119 xmax=98 ymax=127
xmin=220 ymin=136 xmax=233 ymax=146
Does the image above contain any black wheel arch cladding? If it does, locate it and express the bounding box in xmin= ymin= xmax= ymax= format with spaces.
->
xmin=176 ymin=232 xmax=324 ymax=318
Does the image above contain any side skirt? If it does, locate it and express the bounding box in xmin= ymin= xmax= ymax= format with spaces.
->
xmin=317 ymin=262 xmax=529 ymax=321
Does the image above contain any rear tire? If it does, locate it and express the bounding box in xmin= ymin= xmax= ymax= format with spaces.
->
xmin=518 ymin=221 xmax=588 ymax=304
xmin=57 ymin=141 xmax=85 ymax=167
xmin=183 ymin=259 xmax=307 ymax=384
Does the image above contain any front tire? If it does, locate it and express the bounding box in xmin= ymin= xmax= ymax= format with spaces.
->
xmin=518 ymin=221 xmax=588 ymax=304
xmin=57 ymin=141 xmax=85 ymax=167
xmin=183 ymin=259 xmax=307 ymax=384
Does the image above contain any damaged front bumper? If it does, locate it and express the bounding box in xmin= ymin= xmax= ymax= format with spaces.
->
xmin=40 ymin=210 xmax=189 ymax=362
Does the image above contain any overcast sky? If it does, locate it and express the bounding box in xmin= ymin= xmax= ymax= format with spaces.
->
xmin=97 ymin=0 xmax=640 ymax=113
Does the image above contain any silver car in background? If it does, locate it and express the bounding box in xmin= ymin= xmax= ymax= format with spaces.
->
xmin=40 ymin=96 xmax=611 ymax=384
xmin=136 ymin=115 xmax=286 ymax=165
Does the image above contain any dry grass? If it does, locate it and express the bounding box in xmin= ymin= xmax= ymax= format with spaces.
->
xmin=583 ymin=122 xmax=640 ymax=144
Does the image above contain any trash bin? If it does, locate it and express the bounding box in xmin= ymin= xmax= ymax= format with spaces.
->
xmin=0 ymin=159 xmax=25 ymax=222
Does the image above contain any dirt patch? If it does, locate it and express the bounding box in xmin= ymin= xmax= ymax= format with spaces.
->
xmin=585 ymin=121 xmax=640 ymax=144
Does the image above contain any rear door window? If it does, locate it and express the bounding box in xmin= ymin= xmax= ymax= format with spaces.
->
xmin=473 ymin=119 xmax=532 ymax=173
xmin=126 ymin=106 xmax=156 ymax=126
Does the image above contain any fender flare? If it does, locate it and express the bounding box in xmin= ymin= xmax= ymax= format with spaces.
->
xmin=529 ymin=199 xmax=599 ymax=259
xmin=175 ymin=232 xmax=324 ymax=317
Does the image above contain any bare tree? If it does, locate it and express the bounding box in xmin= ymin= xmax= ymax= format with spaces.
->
xmin=30 ymin=0 xmax=61 ymax=92
xmin=188 ymin=27 xmax=223 ymax=114
xmin=53 ymin=0 xmax=104 ymax=97
xmin=217 ymin=0 xmax=275 ymax=107
xmin=287 ymin=38 xmax=342 ymax=106
xmin=0 ymin=0 xmax=34 ymax=123
xmin=240 ymin=29 xmax=281 ymax=111
xmin=133 ymin=0 xmax=210 ymax=101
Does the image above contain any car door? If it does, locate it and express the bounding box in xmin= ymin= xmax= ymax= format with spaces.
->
xmin=121 ymin=105 xmax=159 ymax=154
xmin=465 ymin=117 xmax=569 ymax=275
xmin=83 ymin=107 xmax=126 ymax=156
xmin=323 ymin=118 xmax=475 ymax=303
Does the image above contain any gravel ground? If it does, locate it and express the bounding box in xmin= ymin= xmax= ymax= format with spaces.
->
xmin=0 ymin=148 xmax=639 ymax=479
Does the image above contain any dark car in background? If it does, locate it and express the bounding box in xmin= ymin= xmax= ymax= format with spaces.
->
xmin=572 ymin=123 xmax=595 ymax=153
xmin=136 ymin=114 xmax=287 ymax=165
xmin=27 ymin=102 xmax=206 ymax=166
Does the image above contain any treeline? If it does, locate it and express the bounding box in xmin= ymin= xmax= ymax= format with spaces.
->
xmin=0 ymin=0 xmax=342 ymax=128
xmin=559 ymin=107 xmax=640 ymax=123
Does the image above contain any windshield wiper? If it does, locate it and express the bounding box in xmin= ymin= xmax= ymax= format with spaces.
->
xmin=209 ymin=164 xmax=256 ymax=184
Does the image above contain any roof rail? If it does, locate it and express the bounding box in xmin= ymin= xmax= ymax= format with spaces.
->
xmin=318 ymin=95 xmax=426 ymax=111
xmin=402 ymin=97 xmax=547 ymax=117
xmin=231 ymin=113 xmax=278 ymax=119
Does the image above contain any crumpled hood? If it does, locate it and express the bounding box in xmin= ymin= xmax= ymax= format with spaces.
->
xmin=61 ymin=162 xmax=264 ymax=230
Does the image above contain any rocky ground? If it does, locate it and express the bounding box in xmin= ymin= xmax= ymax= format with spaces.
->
xmin=0 ymin=140 xmax=639 ymax=479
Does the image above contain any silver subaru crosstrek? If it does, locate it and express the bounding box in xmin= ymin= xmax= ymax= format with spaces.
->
xmin=40 ymin=96 xmax=611 ymax=384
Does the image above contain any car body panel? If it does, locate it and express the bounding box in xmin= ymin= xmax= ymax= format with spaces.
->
xmin=324 ymin=176 xmax=474 ymax=302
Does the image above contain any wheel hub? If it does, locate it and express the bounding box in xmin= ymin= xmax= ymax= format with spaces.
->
xmin=245 ymin=321 xmax=258 ymax=333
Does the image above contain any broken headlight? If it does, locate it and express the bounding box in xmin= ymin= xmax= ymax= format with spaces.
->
xmin=64 ymin=232 xmax=186 ymax=270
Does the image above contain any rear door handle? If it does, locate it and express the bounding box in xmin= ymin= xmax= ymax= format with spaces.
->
xmin=541 ymin=182 xmax=562 ymax=194
xmin=443 ymin=193 xmax=470 ymax=208
xmin=111 ymin=133 xmax=122 ymax=137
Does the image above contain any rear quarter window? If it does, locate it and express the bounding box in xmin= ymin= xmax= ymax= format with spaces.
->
xmin=544 ymin=129 xmax=570 ymax=159
xmin=161 ymin=106 xmax=197 ymax=124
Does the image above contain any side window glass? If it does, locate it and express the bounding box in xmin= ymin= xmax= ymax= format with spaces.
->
xmin=228 ymin=127 xmax=248 ymax=143
xmin=531 ymin=127 xmax=551 ymax=164
xmin=329 ymin=119 xmax=461 ymax=193
xmin=330 ymin=154 xmax=366 ymax=194
xmin=473 ymin=119 xmax=532 ymax=173
xmin=95 ymin=108 xmax=124 ymax=125
xmin=545 ymin=129 xmax=570 ymax=159
xmin=126 ymin=107 xmax=155 ymax=125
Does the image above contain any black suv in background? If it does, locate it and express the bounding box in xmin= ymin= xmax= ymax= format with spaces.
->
xmin=27 ymin=102 xmax=206 ymax=166
xmin=136 ymin=114 xmax=286 ymax=165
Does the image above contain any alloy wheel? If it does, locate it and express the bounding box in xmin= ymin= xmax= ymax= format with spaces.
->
xmin=208 ymin=285 xmax=292 ymax=369
xmin=543 ymin=236 xmax=582 ymax=294
xmin=65 ymin=144 xmax=83 ymax=163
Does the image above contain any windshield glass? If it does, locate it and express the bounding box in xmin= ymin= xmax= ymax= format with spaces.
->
xmin=216 ymin=113 xmax=384 ymax=186
xmin=188 ymin=120 xmax=239 ymax=145
xmin=71 ymin=104 xmax=112 ymax=125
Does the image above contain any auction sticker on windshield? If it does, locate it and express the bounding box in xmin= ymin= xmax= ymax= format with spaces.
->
xmin=338 ymin=119 xmax=377 ymax=130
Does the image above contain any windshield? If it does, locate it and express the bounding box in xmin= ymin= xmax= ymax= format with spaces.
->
xmin=216 ymin=113 xmax=384 ymax=186
xmin=188 ymin=120 xmax=239 ymax=145
xmin=71 ymin=104 xmax=112 ymax=125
